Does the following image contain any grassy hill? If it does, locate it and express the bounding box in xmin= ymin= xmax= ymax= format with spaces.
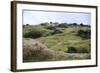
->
xmin=23 ymin=23 xmax=91 ymax=62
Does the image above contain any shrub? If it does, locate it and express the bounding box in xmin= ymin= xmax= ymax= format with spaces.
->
xmin=51 ymin=28 xmax=63 ymax=35
xmin=50 ymin=21 xmax=53 ymax=24
xmin=80 ymin=23 xmax=84 ymax=26
xmin=24 ymin=30 xmax=42 ymax=39
xmin=66 ymin=46 xmax=90 ymax=53
xmin=26 ymin=24 xmax=30 ymax=26
xmin=53 ymin=22 xmax=59 ymax=26
xmin=67 ymin=47 xmax=77 ymax=53
xmin=72 ymin=23 xmax=78 ymax=26
xmin=67 ymin=23 xmax=78 ymax=26
xmin=40 ymin=23 xmax=48 ymax=26
xmin=77 ymin=29 xmax=91 ymax=39
xmin=23 ymin=25 xmax=25 ymax=28
xmin=57 ymin=23 xmax=68 ymax=28
xmin=45 ymin=25 xmax=56 ymax=30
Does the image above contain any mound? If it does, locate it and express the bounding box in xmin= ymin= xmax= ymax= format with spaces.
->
xmin=23 ymin=38 xmax=90 ymax=62
xmin=23 ymin=38 xmax=69 ymax=62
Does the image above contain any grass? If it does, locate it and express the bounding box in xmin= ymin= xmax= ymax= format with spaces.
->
xmin=23 ymin=24 xmax=91 ymax=62
xmin=37 ymin=26 xmax=90 ymax=52
xmin=23 ymin=38 xmax=90 ymax=62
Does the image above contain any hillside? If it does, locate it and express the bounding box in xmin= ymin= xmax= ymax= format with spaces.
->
xmin=23 ymin=23 xmax=91 ymax=62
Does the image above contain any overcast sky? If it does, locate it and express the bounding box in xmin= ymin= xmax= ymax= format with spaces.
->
xmin=23 ymin=10 xmax=91 ymax=25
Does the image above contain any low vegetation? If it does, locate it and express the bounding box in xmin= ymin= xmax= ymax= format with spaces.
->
xmin=23 ymin=22 xmax=91 ymax=62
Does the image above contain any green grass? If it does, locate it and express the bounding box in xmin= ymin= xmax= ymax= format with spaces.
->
xmin=23 ymin=24 xmax=91 ymax=62
xmin=36 ymin=26 xmax=90 ymax=53
xmin=23 ymin=38 xmax=90 ymax=62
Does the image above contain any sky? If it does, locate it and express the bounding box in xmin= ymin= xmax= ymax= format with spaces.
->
xmin=23 ymin=10 xmax=91 ymax=25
